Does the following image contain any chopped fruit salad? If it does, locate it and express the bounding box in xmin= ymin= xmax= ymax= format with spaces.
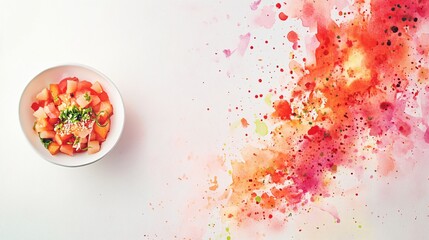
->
xmin=31 ymin=77 xmax=113 ymax=156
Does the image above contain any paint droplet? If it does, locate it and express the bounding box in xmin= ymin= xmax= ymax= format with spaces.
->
xmin=241 ymin=118 xmax=249 ymax=128
xmin=255 ymin=120 xmax=268 ymax=136
xmin=209 ymin=176 xmax=218 ymax=191
xmin=287 ymin=31 xmax=299 ymax=43
xmin=276 ymin=3 xmax=281 ymax=9
xmin=223 ymin=49 xmax=232 ymax=58
xmin=279 ymin=12 xmax=288 ymax=21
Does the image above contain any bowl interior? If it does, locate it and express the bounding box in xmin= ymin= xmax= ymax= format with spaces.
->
xmin=19 ymin=65 xmax=124 ymax=167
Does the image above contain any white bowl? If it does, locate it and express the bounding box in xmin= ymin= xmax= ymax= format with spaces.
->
xmin=19 ymin=64 xmax=125 ymax=167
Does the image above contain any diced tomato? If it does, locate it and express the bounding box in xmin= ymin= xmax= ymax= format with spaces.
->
xmin=77 ymin=80 xmax=92 ymax=91
xmin=47 ymin=142 xmax=61 ymax=155
xmin=31 ymin=102 xmax=40 ymax=111
xmin=48 ymin=117 xmax=59 ymax=125
xmin=98 ymin=91 xmax=109 ymax=101
xmin=94 ymin=119 xmax=110 ymax=141
xmin=60 ymin=144 xmax=74 ymax=156
xmin=33 ymin=107 xmax=47 ymax=119
xmin=49 ymin=84 xmax=61 ymax=105
xmin=91 ymin=81 xmax=103 ymax=93
xmin=36 ymin=88 xmax=50 ymax=101
xmin=39 ymin=130 xmax=56 ymax=139
xmin=66 ymin=80 xmax=78 ymax=94
xmin=58 ymin=79 xmax=68 ymax=93
xmin=88 ymin=140 xmax=100 ymax=154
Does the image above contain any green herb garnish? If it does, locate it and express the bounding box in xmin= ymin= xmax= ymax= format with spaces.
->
xmin=59 ymin=106 xmax=93 ymax=123
xmin=40 ymin=138 xmax=52 ymax=149
xmin=84 ymin=92 xmax=91 ymax=102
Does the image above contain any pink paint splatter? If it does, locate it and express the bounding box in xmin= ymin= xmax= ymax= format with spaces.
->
xmin=237 ymin=33 xmax=251 ymax=56
xmin=223 ymin=49 xmax=232 ymax=58
xmin=254 ymin=5 xmax=276 ymax=29
xmin=250 ymin=0 xmax=262 ymax=11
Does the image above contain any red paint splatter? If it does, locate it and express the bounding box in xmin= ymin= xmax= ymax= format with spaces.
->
xmin=287 ymin=31 xmax=299 ymax=43
xmin=222 ymin=0 xmax=429 ymax=224
xmin=272 ymin=100 xmax=292 ymax=120
xmin=279 ymin=12 xmax=288 ymax=21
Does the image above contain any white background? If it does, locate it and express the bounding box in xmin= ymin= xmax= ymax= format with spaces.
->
xmin=1 ymin=1 xmax=428 ymax=239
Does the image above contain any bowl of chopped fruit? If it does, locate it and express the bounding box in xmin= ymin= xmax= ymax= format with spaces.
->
xmin=19 ymin=64 xmax=125 ymax=167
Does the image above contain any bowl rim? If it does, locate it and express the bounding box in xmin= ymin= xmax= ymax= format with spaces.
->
xmin=19 ymin=63 xmax=125 ymax=167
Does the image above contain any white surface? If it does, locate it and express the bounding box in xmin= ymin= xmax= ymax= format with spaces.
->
xmin=1 ymin=1 xmax=429 ymax=240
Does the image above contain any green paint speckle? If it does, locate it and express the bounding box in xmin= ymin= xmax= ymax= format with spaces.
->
xmin=264 ymin=93 xmax=272 ymax=105
xmin=255 ymin=196 xmax=262 ymax=203
xmin=227 ymin=236 xmax=231 ymax=240
xmin=255 ymin=120 xmax=268 ymax=136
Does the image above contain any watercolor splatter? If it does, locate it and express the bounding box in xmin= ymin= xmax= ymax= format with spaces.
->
xmin=217 ymin=0 xmax=429 ymax=229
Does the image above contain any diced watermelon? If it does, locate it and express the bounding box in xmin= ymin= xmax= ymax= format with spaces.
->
xmin=60 ymin=144 xmax=74 ymax=156
xmin=77 ymin=80 xmax=92 ymax=91
xmin=90 ymin=95 xmax=101 ymax=107
xmin=31 ymin=102 xmax=40 ymax=111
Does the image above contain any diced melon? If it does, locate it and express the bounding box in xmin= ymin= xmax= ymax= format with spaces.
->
xmin=34 ymin=118 xmax=54 ymax=132
xmin=39 ymin=130 xmax=55 ymax=139
xmin=33 ymin=107 xmax=47 ymax=119
xmin=76 ymin=93 xmax=92 ymax=108
xmin=66 ymin=80 xmax=78 ymax=94
xmin=47 ymin=142 xmax=60 ymax=155
xmin=36 ymin=88 xmax=50 ymax=101
xmin=49 ymin=84 xmax=61 ymax=105
xmin=91 ymin=81 xmax=103 ymax=93
xmin=87 ymin=141 xmax=100 ymax=154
